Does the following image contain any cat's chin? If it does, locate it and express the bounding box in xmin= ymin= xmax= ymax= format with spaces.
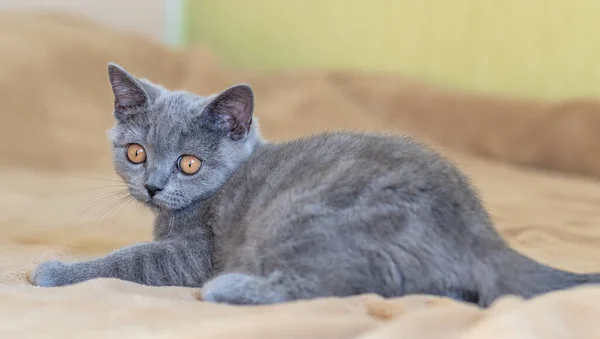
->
xmin=128 ymin=192 xmax=179 ymax=212
xmin=144 ymin=199 xmax=171 ymax=212
xmin=130 ymin=190 xmax=199 ymax=213
xmin=128 ymin=195 xmax=170 ymax=212
xmin=144 ymin=198 xmax=190 ymax=214
xmin=144 ymin=200 xmax=163 ymax=212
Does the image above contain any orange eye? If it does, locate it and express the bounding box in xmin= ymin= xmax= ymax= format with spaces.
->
xmin=126 ymin=144 xmax=147 ymax=164
xmin=178 ymin=155 xmax=202 ymax=175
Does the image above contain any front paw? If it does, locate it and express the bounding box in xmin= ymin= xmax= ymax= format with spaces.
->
xmin=31 ymin=260 xmax=70 ymax=287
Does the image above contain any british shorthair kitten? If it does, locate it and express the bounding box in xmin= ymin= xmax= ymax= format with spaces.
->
xmin=32 ymin=64 xmax=600 ymax=307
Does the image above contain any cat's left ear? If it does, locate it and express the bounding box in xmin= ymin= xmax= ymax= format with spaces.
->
xmin=202 ymin=84 xmax=254 ymax=141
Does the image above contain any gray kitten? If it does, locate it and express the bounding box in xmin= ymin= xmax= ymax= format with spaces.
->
xmin=32 ymin=64 xmax=600 ymax=307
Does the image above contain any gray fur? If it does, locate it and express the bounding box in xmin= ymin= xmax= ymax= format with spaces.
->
xmin=32 ymin=64 xmax=600 ymax=307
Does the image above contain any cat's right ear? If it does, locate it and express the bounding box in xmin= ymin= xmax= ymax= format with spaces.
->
xmin=107 ymin=63 xmax=149 ymax=121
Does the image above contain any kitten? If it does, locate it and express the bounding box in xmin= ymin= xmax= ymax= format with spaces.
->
xmin=32 ymin=64 xmax=600 ymax=307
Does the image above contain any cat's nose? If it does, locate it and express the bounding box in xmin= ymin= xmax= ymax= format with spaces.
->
xmin=144 ymin=184 xmax=163 ymax=198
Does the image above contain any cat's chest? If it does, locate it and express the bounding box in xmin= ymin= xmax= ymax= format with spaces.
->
xmin=153 ymin=210 xmax=204 ymax=240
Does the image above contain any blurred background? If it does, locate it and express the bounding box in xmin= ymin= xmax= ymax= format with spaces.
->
xmin=184 ymin=0 xmax=600 ymax=101
xmin=0 ymin=0 xmax=599 ymax=182
xmin=3 ymin=0 xmax=600 ymax=100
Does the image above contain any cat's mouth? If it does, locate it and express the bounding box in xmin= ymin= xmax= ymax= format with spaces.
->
xmin=145 ymin=195 xmax=183 ymax=212
xmin=128 ymin=187 xmax=189 ymax=212
xmin=128 ymin=188 xmax=168 ymax=210
xmin=145 ymin=196 xmax=168 ymax=210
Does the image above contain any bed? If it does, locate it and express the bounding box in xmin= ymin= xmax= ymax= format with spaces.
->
xmin=1 ymin=12 xmax=600 ymax=338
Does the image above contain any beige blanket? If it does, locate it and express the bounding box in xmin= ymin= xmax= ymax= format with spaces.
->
xmin=2 ymin=12 xmax=600 ymax=338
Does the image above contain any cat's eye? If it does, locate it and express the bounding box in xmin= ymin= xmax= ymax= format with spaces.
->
xmin=126 ymin=143 xmax=147 ymax=164
xmin=177 ymin=155 xmax=202 ymax=175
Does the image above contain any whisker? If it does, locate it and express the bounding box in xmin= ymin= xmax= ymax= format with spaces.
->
xmin=75 ymin=190 xmax=130 ymax=223
xmin=164 ymin=214 xmax=175 ymax=238
xmin=58 ymin=184 xmax=128 ymax=199
xmin=77 ymin=190 xmax=129 ymax=211
xmin=95 ymin=194 xmax=132 ymax=225
xmin=110 ymin=196 xmax=135 ymax=227
xmin=67 ymin=175 xmax=124 ymax=183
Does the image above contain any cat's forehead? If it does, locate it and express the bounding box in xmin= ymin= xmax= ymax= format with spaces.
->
xmin=110 ymin=90 xmax=217 ymax=149
xmin=143 ymin=93 xmax=214 ymax=150
xmin=152 ymin=91 xmax=211 ymax=121
xmin=145 ymin=92 xmax=209 ymax=136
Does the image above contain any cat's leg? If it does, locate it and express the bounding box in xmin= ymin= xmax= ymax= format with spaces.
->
xmin=31 ymin=239 xmax=212 ymax=287
xmin=201 ymin=273 xmax=286 ymax=305
xmin=201 ymin=271 xmax=319 ymax=305
xmin=441 ymin=289 xmax=480 ymax=305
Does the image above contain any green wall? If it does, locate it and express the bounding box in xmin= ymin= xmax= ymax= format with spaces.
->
xmin=184 ymin=0 xmax=600 ymax=100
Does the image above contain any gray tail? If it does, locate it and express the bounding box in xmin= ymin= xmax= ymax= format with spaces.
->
xmin=476 ymin=248 xmax=600 ymax=307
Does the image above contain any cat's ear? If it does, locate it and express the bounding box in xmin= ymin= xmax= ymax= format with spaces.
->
xmin=107 ymin=63 xmax=149 ymax=120
xmin=202 ymin=84 xmax=254 ymax=141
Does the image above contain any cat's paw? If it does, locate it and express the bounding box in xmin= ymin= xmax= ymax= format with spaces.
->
xmin=31 ymin=260 xmax=70 ymax=287
xmin=201 ymin=272 xmax=287 ymax=305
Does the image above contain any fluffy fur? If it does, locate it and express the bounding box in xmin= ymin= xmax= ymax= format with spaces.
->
xmin=32 ymin=64 xmax=600 ymax=307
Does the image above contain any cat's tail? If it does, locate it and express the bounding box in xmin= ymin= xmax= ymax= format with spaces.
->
xmin=476 ymin=248 xmax=600 ymax=307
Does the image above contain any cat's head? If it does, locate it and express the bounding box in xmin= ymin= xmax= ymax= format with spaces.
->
xmin=106 ymin=63 xmax=261 ymax=212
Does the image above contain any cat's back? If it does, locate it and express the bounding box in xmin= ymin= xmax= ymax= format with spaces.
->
xmin=253 ymin=131 xmax=440 ymax=173
xmin=216 ymin=131 xmax=478 ymax=226
xmin=248 ymin=131 xmax=460 ymax=191
xmin=209 ymin=131 xmax=490 ymax=276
